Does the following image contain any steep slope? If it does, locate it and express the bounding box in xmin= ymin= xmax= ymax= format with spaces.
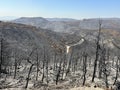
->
xmin=0 ymin=21 xmax=64 ymax=54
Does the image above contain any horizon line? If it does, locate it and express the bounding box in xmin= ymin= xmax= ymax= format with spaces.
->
xmin=0 ymin=16 xmax=120 ymax=20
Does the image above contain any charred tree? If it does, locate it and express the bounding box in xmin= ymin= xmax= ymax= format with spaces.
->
xmin=56 ymin=54 xmax=63 ymax=85
xmin=14 ymin=57 xmax=17 ymax=79
xmin=98 ymin=45 xmax=106 ymax=79
xmin=42 ymin=46 xmax=46 ymax=82
xmin=25 ymin=64 xmax=34 ymax=88
xmin=102 ymin=48 xmax=110 ymax=88
xmin=36 ymin=50 xmax=39 ymax=81
xmin=113 ymin=57 xmax=119 ymax=85
xmin=0 ymin=38 xmax=3 ymax=76
xmin=82 ymin=52 xmax=88 ymax=86
xmin=92 ymin=19 xmax=102 ymax=82
xmin=46 ymin=52 xmax=49 ymax=84
xmin=25 ymin=48 xmax=36 ymax=88
xmin=53 ymin=52 xmax=57 ymax=71
xmin=0 ymin=38 xmax=10 ymax=76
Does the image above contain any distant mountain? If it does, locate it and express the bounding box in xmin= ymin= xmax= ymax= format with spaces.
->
xmin=12 ymin=17 xmax=80 ymax=33
xmin=79 ymin=18 xmax=120 ymax=30
xmin=46 ymin=18 xmax=77 ymax=21
xmin=0 ymin=16 xmax=18 ymax=21
xmin=12 ymin=17 xmax=120 ymax=33
xmin=13 ymin=17 xmax=50 ymax=28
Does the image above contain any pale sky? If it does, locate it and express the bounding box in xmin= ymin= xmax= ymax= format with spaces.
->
xmin=0 ymin=0 xmax=120 ymax=19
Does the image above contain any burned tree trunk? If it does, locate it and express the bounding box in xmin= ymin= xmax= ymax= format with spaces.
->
xmin=25 ymin=48 xmax=36 ymax=88
xmin=0 ymin=38 xmax=9 ymax=76
xmin=46 ymin=53 xmax=49 ymax=84
xmin=14 ymin=58 xmax=17 ymax=79
xmin=113 ymin=57 xmax=119 ymax=85
xmin=56 ymin=55 xmax=63 ymax=85
xmin=98 ymin=46 xmax=106 ymax=79
xmin=92 ymin=19 xmax=101 ymax=82
xmin=36 ymin=51 xmax=39 ymax=81
xmin=82 ymin=52 xmax=88 ymax=86
xmin=0 ymin=38 xmax=3 ymax=76
xmin=53 ymin=52 xmax=57 ymax=71
xmin=25 ymin=64 xmax=34 ymax=88
xmin=104 ymin=67 xmax=109 ymax=88
xmin=102 ymin=48 xmax=110 ymax=88
xmin=42 ymin=47 xmax=46 ymax=82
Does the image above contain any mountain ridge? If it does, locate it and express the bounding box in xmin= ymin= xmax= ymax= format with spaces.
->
xmin=12 ymin=17 xmax=120 ymax=33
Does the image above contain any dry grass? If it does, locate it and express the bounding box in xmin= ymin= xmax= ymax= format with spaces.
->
xmin=70 ymin=86 xmax=113 ymax=90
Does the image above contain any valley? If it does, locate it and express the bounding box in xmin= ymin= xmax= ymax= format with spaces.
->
xmin=0 ymin=17 xmax=120 ymax=90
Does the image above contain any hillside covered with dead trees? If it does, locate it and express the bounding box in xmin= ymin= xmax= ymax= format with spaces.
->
xmin=0 ymin=19 xmax=120 ymax=90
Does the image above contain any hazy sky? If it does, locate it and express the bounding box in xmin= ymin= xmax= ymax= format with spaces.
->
xmin=0 ymin=0 xmax=120 ymax=19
